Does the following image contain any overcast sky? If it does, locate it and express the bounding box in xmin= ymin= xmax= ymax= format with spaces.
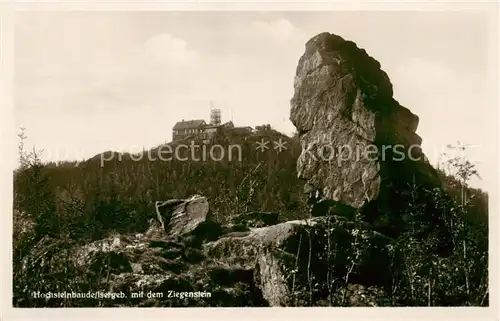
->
xmin=14 ymin=10 xmax=497 ymax=190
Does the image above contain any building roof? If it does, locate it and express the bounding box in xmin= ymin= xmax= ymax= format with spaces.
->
xmin=173 ymin=119 xmax=206 ymax=130
xmin=204 ymin=124 xmax=220 ymax=129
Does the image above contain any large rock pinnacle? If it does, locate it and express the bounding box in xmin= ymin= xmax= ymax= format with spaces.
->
xmin=290 ymin=32 xmax=446 ymax=237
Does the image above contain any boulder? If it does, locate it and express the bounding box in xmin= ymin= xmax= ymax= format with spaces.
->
xmin=290 ymin=32 xmax=451 ymax=246
xmin=155 ymin=195 xmax=210 ymax=238
xmin=290 ymin=32 xmax=440 ymax=208
xmin=204 ymin=218 xmax=316 ymax=269
xmin=204 ymin=217 xmax=392 ymax=306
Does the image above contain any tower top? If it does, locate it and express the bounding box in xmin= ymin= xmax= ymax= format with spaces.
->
xmin=210 ymin=103 xmax=221 ymax=126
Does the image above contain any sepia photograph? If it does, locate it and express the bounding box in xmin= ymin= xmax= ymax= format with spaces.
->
xmin=5 ymin=5 xmax=497 ymax=313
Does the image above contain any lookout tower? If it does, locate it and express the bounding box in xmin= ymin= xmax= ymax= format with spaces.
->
xmin=210 ymin=101 xmax=221 ymax=126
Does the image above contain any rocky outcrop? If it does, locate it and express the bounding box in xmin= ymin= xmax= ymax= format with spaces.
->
xmin=205 ymin=216 xmax=393 ymax=306
xmin=62 ymin=197 xmax=395 ymax=307
xmin=66 ymin=209 xmax=269 ymax=307
xmin=290 ymin=32 xmax=438 ymax=206
xmin=290 ymin=32 xmax=451 ymax=247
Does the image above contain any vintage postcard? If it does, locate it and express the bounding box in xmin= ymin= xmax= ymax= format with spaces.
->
xmin=1 ymin=1 xmax=498 ymax=320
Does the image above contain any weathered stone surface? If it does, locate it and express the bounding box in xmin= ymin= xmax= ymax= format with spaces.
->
xmin=290 ymin=32 xmax=441 ymax=212
xmin=205 ymin=217 xmax=392 ymax=306
xmin=254 ymin=249 xmax=294 ymax=306
xmin=60 ymin=206 xmax=395 ymax=307
xmin=155 ymin=195 xmax=210 ymax=237
xmin=204 ymin=219 xmax=311 ymax=269
xmin=289 ymin=33 xmax=454 ymax=255
xmin=66 ymin=212 xmax=268 ymax=307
